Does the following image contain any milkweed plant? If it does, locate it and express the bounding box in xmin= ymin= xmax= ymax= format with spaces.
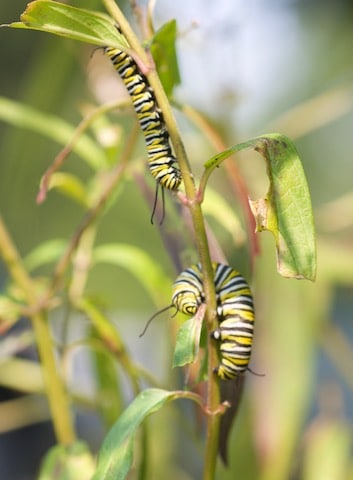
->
xmin=0 ymin=1 xmax=317 ymax=479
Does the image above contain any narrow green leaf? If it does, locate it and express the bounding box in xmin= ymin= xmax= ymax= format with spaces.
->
xmin=38 ymin=441 xmax=95 ymax=480
xmin=92 ymin=244 xmax=171 ymax=306
xmin=24 ymin=238 xmax=67 ymax=271
xmin=93 ymin=388 xmax=177 ymax=480
xmin=204 ymin=133 xmax=317 ymax=280
xmin=150 ymin=19 xmax=180 ymax=97
xmin=172 ymin=308 xmax=204 ymax=368
xmin=45 ymin=172 xmax=89 ymax=207
xmin=0 ymin=97 xmax=107 ymax=170
xmin=5 ymin=0 xmax=127 ymax=49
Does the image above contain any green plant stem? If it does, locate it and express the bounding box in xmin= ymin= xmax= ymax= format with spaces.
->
xmin=177 ymin=102 xmax=260 ymax=262
xmin=45 ymin=124 xmax=135 ymax=301
xmin=102 ymin=2 xmax=221 ymax=477
xmin=0 ymin=215 xmax=75 ymax=445
xmin=37 ymin=99 xmax=130 ymax=204
xmin=78 ymin=298 xmax=141 ymax=396
xmin=78 ymin=295 xmax=149 ymax=480
xmin=69 ymin=224 xmax=97 ymax=302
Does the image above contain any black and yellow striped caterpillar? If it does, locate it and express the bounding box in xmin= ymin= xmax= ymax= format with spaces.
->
xmin=172 ymin=262 xmax=255 ymax=380
xmin=104 ymin=39 xmax=182 ymax=194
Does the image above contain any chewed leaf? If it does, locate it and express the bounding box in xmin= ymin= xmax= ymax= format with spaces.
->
xmin=5 ymin=0 xmax=126 ymax=48
xmin=250 ymin=134 xmax=316 ymax=280
xmin=203 ymin=133 xmax=316 ymax=281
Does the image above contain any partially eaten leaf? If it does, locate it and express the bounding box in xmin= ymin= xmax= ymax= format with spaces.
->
xmin=203 ymin=133 xmax=317 ymax=281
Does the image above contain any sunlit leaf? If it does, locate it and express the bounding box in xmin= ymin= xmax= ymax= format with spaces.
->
xmin=92 ymin=244 xmax=171 ymax=306
xmin=204 ymin=133 xmax=316 ymax=280
xmin=0 ymin=358 xmax=44 ymax=393
xmin=5 ymin=0 xmax=126 ymax=49
xmin=45 ymin=172 xmax=89 ymax=207
xmin=150 ymin=19 xmax=180 ymax=97
xmin=0 ymin=97 xmax=107 ymax=170
xmin=93 ymin=388 xmax=178 ymax=480
xmin=38 ymin=441 xmax=95 ymax=480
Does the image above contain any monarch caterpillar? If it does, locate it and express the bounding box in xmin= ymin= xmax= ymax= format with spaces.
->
xmin=211 ymin=316 xmax=254 ymax=380
xmin=104 ymin=37 xmax=182 ymax=203
xmin=171 ymin=262 xmax=255 ymax=380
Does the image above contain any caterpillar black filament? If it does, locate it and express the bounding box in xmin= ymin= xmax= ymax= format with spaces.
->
xmin=104 ymin=42 xmax=182 ymax=192
xmin=172 ymin=262 xmax=255 ymax=380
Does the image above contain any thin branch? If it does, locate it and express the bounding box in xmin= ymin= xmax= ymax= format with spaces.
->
xmin=101 ymin=4 xmax=222 ymax=476
xmin=0 ymin=215 xmax=75 ymax=445
xmin=178 ymin=103 xmax=260 ymax=265
xmin=38 ymin=122 xmax=139 ymax=309
xmin=37 ymin=99 xmax=130 ymax=204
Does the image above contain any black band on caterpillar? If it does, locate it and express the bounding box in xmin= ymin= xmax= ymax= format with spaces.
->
xmin=104 ymin=43 xmax=182 ymax=192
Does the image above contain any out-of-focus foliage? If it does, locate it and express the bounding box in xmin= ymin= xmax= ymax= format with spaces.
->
xmin=0 ymin=1 xmax=353 ymax=479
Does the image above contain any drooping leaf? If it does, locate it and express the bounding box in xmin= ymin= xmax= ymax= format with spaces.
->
xmin=44 ymin=172 xmax=89 ymax=207
xmin=218 ymin=376 xmax=246 ymax=465
xmin=150 ymin=19 xmax=180 ymax=97
xmin=0 ymin=97 xmax=107 ymax=170
xmin=5 ymin=0 xmax=126 ymax=49
xmin=38 ymin=441 xmax=95 ymax=480
xmin=204 ymin=133 xmax=317 ymax=280
xmin=93 ymin=388 xmax=178 ymax=480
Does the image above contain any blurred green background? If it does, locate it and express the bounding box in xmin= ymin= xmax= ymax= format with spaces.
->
xmin=1 ymin=1 xmax=353 ymax=479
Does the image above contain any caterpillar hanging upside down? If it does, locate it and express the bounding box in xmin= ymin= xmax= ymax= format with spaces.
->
xmin=172 ymin=263 xmax=255 ymax=381
xmin=104 ymin=33 xmax=182 ymax=197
